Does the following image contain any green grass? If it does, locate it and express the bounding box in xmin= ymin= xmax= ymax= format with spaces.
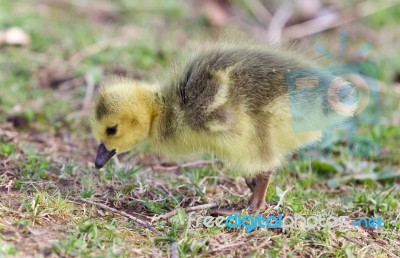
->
xmin=1 ymin=0 xmax=400 ymax=257
xmin=51 ymin=219 xmax=128 ymax=257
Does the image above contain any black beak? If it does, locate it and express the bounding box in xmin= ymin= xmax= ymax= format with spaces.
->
xmin=95 ymin=143 xmax=116 ymax=169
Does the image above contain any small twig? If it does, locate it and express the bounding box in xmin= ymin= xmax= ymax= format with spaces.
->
xmin=152 ymin=165 xmax=179 ymax=172
xmin=282 ymin=11 xmax=339 ymax=41
xmin=69 ymin=39 xmax=127 ymax=64
xmin=6 ymin=179 xmax=13 ymax=193
xmin=244 ymin=0 xmax=272 ymax=27
xmin=71 ymin=197 xmax=162 ymax=235
xmin=154 ymin=202 xmax=218 ymax=221
xmin=82 ymin=74 xmax=95 ymax=109
xmin=282 ymin=1 xmax=400 ymax=41
xmin=342 ymin=235 xmax=365 ymax=247
xmin=274 ymin=186 xmax=293 ymax=210
xmin=170 ymin=242 xmax=178 ymax=258
xmin=208 ymin=208 xmax=242 ymax=217
xmin=266 ymin=1 xmax=293 ymax=44
xmin=198 ymin=176 xmax=219 ymax=186
xmin=181 ymin=160 xmax=214 ymax=168
xmin=220 ymin=183 xmax=247 ymax=198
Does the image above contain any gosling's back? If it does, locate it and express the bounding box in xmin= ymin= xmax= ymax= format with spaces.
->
xmin=153 ymin=45 xmax=339 ymax=175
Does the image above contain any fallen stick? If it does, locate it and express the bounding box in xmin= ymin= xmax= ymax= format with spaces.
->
xmin=208 ymin=208 xmax=242 ymax=217
xmin=154 ymin=202 xmax=218 ymax=221
xmin=274 ymin=186 xmax=293 ymax=210
xmin=282 ymin=1 xmax=400 ymax=41
xmin=71 ymin=197 xmax=162 ymax=235
xmin=69 ymin=39 xmax=127 ymax=64
xmin=243 ymin=0 xmax=272 ymax=27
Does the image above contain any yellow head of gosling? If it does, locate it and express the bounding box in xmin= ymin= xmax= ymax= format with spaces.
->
xmin=91 ymin=78 xmax=159 ymax=168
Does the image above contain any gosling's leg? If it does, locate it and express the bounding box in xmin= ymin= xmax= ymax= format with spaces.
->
xmin=246 ymin=171 xmax=272 ymax=213
xmin=210 ymin=172 xmax=272 ymax=216
xmin=245 ymin=177 xmax=256 ymax=192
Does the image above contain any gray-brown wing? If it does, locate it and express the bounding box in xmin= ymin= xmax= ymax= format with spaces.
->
xmin=178 ymin=52 xmax=237 ymax=132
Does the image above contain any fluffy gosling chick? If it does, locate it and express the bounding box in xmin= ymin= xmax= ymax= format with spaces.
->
xmin=91 ymin=43 xmax=356 ymax=212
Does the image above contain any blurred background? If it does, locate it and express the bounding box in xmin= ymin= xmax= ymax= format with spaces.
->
xmin=1 ymin=0 xmax=400 ymax=257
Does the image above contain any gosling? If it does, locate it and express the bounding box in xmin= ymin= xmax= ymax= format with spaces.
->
xmin=91 ymin=42 xmax=356 ymax=212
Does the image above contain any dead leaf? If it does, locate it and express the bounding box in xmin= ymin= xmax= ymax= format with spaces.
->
xmin=0 ymin=27 xmax=30 ymax=46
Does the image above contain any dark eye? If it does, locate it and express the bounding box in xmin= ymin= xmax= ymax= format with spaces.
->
xmin=106 ymin=126 xmax=117 ymax=136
